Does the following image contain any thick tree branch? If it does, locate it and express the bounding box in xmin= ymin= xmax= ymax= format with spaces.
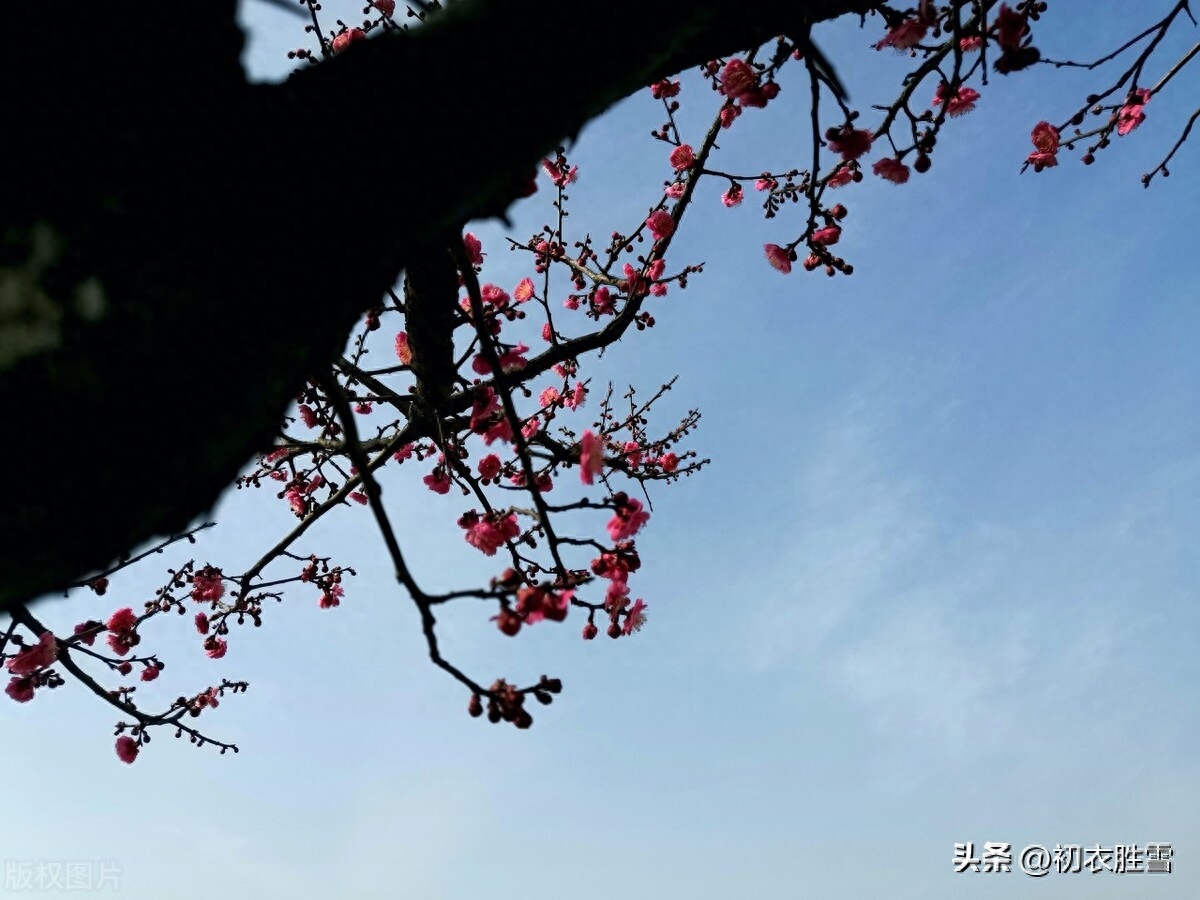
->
xmin=0 ymin=0 xmax=873 ymax=612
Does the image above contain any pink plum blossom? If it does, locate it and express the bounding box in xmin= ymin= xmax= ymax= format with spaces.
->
xmin=607 ymin=496 xmax=650 ymax=541
xmin=1116 ymin=88 xmax=1150 ymax=135
xmin=115 ymin=736 xmax=139 ymax=764
xmin=580 ymin=430 xmax=604 ymax=485
xmin=191 ymin=566 xmax=225 ymax=602
xmin=6 ymin=631 xmax=57 ymax=676
xmin=872 ymin=157 xmax=911 ymax=184
xmin=764 ymin=244 xmax=792 ymax=273
xmin=669 ymin=144 xmax=696 ymax=170
xmin=646 ymin=209 xmax=675 ymax=240
xmin=5 ymin=676 xmax=34 ymax=703
xmin=1026 ymin=121 xmax=1060 ymax=169
xmin=826 ymin=127 xmax=873 ymax=160
xmin=933 ymin=84 xmax=981 ymax=117
xmin=811 ymin=225 xmax=842 ymax=245
xmin=875 ymin=17 xmax=928 ymax=51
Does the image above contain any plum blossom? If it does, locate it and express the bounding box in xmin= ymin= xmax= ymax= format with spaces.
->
xmin=5 ymin=676 xmax=34 ymax=703
xmin=994 ymin=4 xmax=1027 ymax=50
xmin=1026 ymin=121 xmax=1060 ymax=169
xmin=811 ymin=225 xmax=842 ymax=245
xmin=372 ymin=0 xmax=395 ymax=16
xmin=481 ymin=417 xmax=514 ymax=445
xmin=826 ymin=127 xmax=873 ymax=161
xmin=481 ymin=283 xmax=511 ymax=308
xmin=115 ymin=736 xmax=139 ymax=764
xmin=720 ymin=59 xmax=757 ymax=98
xmin=541 ymin=157 xmax=578 ymax=187
xmin=423 ymin=468 xmax=452 ymax=494
xmin=933 ymin=84 xmax=981 ymax=117
xmin=513 ymin=277 xmax=534 ymax=302
xmin=719 ymin=58 xmax=760 ymax=105
xmin=646 ymin=209 xmax=675 ymax=240
xmin=469 ymin=388 xmax=513 ymax=444
xmin=605 ymin=579 xmax=629 ymax=608
xmin=872 ymin=157 xmax=911 ymax=184
xmin=607 ymin=495 xmax=650 ymax=541
xmin=6 ymin=631 xmax=57 ymax=676
xmin=764 ymin=243 xmax=792 ymax=274
xmin=650 ymin=78 xmax=681 ymax=99
xmin=497 ymin=342 xmax=529 ymax=372
xmin=562 ymin=382 xmax=587 ymax=410
xmin=580 ymin=430 xmax=604 ymax=485
xmin=191 ymin=565 xmax=225 ymax=602
xmin=592 ymin=543 xmax=642 ymax=581
xmin=493 ymin=606 xmax=522 ymax=636
xmin=463 ymin=233 xmax=484 ymax=266
xmin=827 ymin=166 xmax=854 ymax=188
xmin=319 ymin=584 xmax=344 ymax=609
xmin=669 ymin=144 xmax=695 ymax=170
xmin=722 ymin=183 xmax=743 ymax=207
xmin=622 ymin=598 xmax=648 ymax=635
xmin=106 ymin=607 xmax=137 ymax=634
xmin=204 ymin=637 xmax=228 ymax=660
xmin=539 ymin=589 xmax=572 ymax=624
xmin=478 ymin=453 xmax=502 ymax=480
xmin=875 ymin=17 xmax=928 ymax=51
xmin=285 ymin=487 xmax=307 ymax=515
xmin=1116 ymin=88 xmax=1151 ymax=136
xmin=331 ymin=28 xmax=365 ymax=54
xmin=461 ymin=511 xmax=521 ymax=556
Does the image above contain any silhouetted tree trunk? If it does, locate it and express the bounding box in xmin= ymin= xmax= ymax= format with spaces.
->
xmin=0 ymin=0 xmax=869 ymax=611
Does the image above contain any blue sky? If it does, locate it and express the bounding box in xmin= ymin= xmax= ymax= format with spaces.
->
xmin=4 ymin=3 xmax=1199 ymax=897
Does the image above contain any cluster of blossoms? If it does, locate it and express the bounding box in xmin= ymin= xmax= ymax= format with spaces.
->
xmin=5 ymin=632 xmax=59 ymax=704
xmin=4 ymin=545 xmax=341 ymax=762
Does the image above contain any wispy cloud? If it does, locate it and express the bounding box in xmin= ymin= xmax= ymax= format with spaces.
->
xmin=741 ymin=378 xmax=1192 ymax=761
